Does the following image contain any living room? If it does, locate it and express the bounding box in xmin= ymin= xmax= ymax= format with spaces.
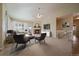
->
xmin=0 ymin=3 xmax=79 ymax=55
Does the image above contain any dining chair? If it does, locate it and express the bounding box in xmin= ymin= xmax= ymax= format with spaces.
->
xmin=13 ymin=34 xmax=30 ymax=48
xmin=35 ymin=33 xmax=46 ymax=43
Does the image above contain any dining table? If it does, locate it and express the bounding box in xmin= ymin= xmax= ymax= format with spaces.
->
xmin=24 ymin=34 xmax=35 ymax=42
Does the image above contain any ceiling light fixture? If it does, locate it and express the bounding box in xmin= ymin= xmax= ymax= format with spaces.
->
xmin=36 ymin=8 xmax=43 ymax=18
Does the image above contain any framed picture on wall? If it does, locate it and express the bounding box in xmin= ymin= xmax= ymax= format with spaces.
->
xmin=44 ymin=24 xmax=50 ymax=30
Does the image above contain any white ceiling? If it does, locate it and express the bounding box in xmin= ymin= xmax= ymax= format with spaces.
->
xmin=5 ymin=3 xmax=79 ymax=21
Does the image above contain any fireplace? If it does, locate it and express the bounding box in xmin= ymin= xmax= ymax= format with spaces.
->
xmin=33 ymin=23 xmax=41 ymax=34
xmin=34 ymin=29 xmax=41 ymax=34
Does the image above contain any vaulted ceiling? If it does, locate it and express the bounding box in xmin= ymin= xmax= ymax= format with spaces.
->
xmin=5 ymin=3 xmax=79 ymax=21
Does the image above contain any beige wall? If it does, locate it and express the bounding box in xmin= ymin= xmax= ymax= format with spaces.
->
xmin=0 ymin=4 xmax=2 ymax=48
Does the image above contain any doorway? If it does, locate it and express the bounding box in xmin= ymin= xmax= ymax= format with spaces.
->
xmin=56 ymin=17 xmax=63 ymax=38
xmin=73 ymin=16 xmax=79 ymax=36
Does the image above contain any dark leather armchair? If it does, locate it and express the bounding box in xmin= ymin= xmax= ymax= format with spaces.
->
xmin=13 ymin=35 xmax=30 ymax=48
xmin=35 ymin=33 xmax=46 ymax=43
